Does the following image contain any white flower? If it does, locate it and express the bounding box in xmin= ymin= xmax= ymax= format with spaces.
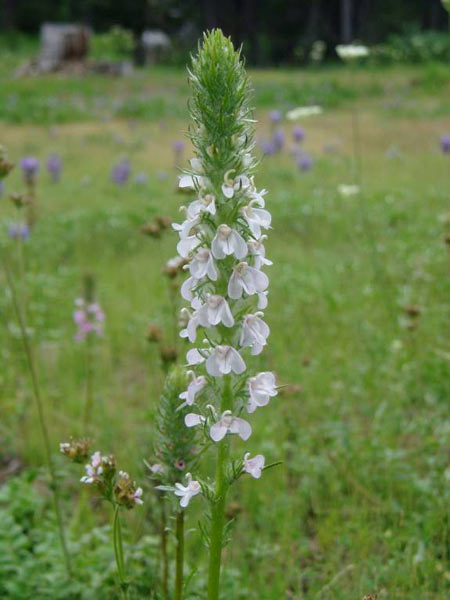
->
xmin=133 ymin=487 xmax=144 ymax=505
xmin=190 ymin=157 xmax=203 ymax=173
xmin=336 ymin=44 xmax=369 ymax=61
xmin=210 ymin=410 xmax=252 ymax=442
xmin=206 ymin=345 xmax=246 ymax=376
xmin=181 ymin=276 xmax=198 ymax=304
xmin=247 ymin=371 xmax=277 ymax=413
xmin=211 ymin=224 xmax=248 ymax=260
xmin=179 ymin=370 xmax=207 ymax=406
xmin=178 ymin=174 xmax=197 ymax=190
xmin=80 ymin=451 xmax=103 ymax=484
xmin=221 ymin=170 xmax=251 ymax=199
xmin=198 ymin=294 xmax=234 ymax=327
xmin=186 ymin=348 xmax=206 ymax=365
xmin=174 ymin=473 xmax=201 ymax=508
xmin=59 ymin=442 xmax=70 ymax=454
xmin=257 ymin=290 xmax=268 ymax=309
xmin=228 ymin=262 xmax=269 ymax=299
xmin=185 ymin=412 xmax=207 ymax=427
xmin=240 ymin=312 xmax=270 ymax=355
xmin=173 ymin=216 xmax=200 ymax=239
xmin=180 ymin=308 xmax=200 ymax=342
xmin=149 ymin=463 xmax=164 ymax=474
xmin=187 ymin=194 xmax=216 ymax=218
xmin=337 ymin=184 xmax=360 ymax=197
xmin=243 ymin=453 xmax=265 ymax=478
xmin=286 ymin=105 xmax=323 ymax=120
xmin=241 ymin=203 xmax=272 ymax=238
xmin=248 ymin=237 xmax=272 ymax=269
xmin=177 ymin=234 xmax=200 ymax=258
xmin=189 ymin=247 xmax=218 ymax=280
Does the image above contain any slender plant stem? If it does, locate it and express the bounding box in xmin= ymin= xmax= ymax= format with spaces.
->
xmin=1 ymin=252 xmax=72 ymax=577
xmin=82 ymin=333 xmax=94 ymax=434
xmin=159 ymin=496 xmax=170 ymax=600
xmin=113 ymin=504 xmax=130 ymax=600
xmin=174 ymin=510 xmax=185 ymax=600
xmin=207 ymin=376 xmax=232 ymax=600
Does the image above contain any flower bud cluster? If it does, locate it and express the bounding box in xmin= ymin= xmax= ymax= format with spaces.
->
xmin=171 ymin=31 xmax=277 ymax=507
xmin=61 ymin=445 xmax=143 ymax=509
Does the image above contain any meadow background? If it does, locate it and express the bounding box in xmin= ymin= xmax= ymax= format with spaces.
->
xmin=0 ymin=35 xmax=449 ymax=599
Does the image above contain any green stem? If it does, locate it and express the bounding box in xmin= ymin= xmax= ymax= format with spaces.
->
xmin=113 ymin=504 xmax=130 ymax=599
xmin=82 ymin=333 xmax=94 ymax=434
xmin=159 ymin=496 xmax=170 ymax=600
xmin=1 ymin=252 xmax=72 ymax=577
xmin=174 ymin=511 xmax=185 ymax=600
xmin=207 ymin=376 xmax=232 ymax=600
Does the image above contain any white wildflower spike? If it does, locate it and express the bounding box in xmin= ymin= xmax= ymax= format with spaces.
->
xmin=247 ymin=371 xmax=278 ymax=413
xmin=187 ymin=194 xmax=216 ymax=218
xmin=240 ymin=312 xmax=270 ymax=355
xmin=189 ymin=247 xmax=218 ymax=280
xmin=243 ymin=453 xmax=265 ymax=478
xmin=179 ymin=371 xmax=207 ymax=406
xmin=210 ymin=411 xmax=252 ymax=442
xmin=228 ymin=262 xmax=269 ymax=299
xmin=205 ymin=345 xmax=246 ymax=376
xmin=174 ymin=473 xmax=201 ymax=508
xmin=211 ymin=224 xmax=248 ymax=260
xmin=241 ymin=203 xmax=272 ymax=238
xmin=248 ymin=237 xmax=273 ymax=269
xmin=221 ymin=170 xmax=250 ymax=199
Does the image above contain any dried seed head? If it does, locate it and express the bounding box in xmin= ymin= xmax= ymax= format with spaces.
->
xmin=147 ymin=324 xmax=163 ymax=343
xmin=60 ymin=438 xmax=92 ymax=463
xmin=9 ymin=192 xmax=28 ymax=210
xmin=159 ymin=345 xmax=178 ymax=365
xmin=114 ymin=470 xmax=144 ymax=509
xmin=140 ymin=222 xmax=162 ymax=238
xmin=155 ymin=215 xmax=172 ymax=229
xmin=403 ymin=305 xmax=421 ymax=318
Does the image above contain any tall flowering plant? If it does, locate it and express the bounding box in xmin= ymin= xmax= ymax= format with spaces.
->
xmin=172 ymin=30 xmax=277 ymax=599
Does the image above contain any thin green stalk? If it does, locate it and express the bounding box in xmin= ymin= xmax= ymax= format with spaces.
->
xmin=207 ymin=376 xmax=232 ymax=600
xmin=174 ymin=510 xmax=185 ymax=600
xmin=82 ymin=333 xmax=94 ymax=434
xmin=113 ymin=504 xmax=130 ymax=600
xmin=1 ymin=252 xmax=72 ymax=577
xmin=158 ymin=496 xmax=170 ymax=600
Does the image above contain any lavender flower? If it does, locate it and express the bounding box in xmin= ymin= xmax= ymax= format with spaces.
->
xmin=269 ymin=110 xmax=282 ymax=124
xmin=259 ymin=140 xmax=276 ymax=156
xmin=73 ymin=298 xmax=105 ymax=342
xmin=292 ymin=126 xmax=305 ymax=143
xmin=440 ymin=134 xmax=450 ymax=154
xmin=19 ymin=157 xmax=40 ymax=185
xmin=9 ymin=223 xmax=30 ymax=240
xmin=297 ymin=153 xmax=313 ymax=171
xmin=272 ymin=129 xmax=285 ymax=153
xmin=111 ymin=159 xmax=131 ymax=186
xmin=46 ymin=154 xmax=62 ymax=182
xmin=172 ymin=140 xmax=186 ymax=167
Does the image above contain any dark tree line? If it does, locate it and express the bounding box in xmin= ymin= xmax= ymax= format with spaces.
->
xmin=1 ymin=0 xmax=449 ymax=64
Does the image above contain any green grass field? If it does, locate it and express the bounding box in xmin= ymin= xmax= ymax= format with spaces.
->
xmin=0 ymin=56 xmax=449 ymax=599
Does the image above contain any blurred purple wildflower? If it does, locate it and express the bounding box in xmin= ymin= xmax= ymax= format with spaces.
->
xmin=111 ymin=159 xmax=131 ymax=186
xmin=259 ymin=140 xmax=276 ymax=156
xmin=0 ymin=182 xmax=3 ymax=198
xmin=46 ymin=154 xmax=62 ymax=182
xmin=269 ymin=110 xmax=282 ymax=124
xmin=172 ymin=140 xmax=185 ymax=167
xmin=292 ymin=126 xmax=305 ymax=143
xmin=440 ymin=134 xmax=450 ymax=154
xmin=297 ymin=153 xmax=313 ymax=171
xmin=73 ymin=298 xmax=105 ymax=342
xmin=19 ymin=157 xmax=40 ymax=184
xmin=9 ymin=223 xmax=30 ymax=240
xmin=272 ymin=129 xmax=285 ymax=153
xmin=135 ymin=172 xmax=148 ymax=185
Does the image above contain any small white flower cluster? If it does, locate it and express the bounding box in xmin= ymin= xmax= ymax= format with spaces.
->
xmin=172 ymin=151 xmax=278 ymax=507
xmin=336 ymin=44 xmax=370 ymax=61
